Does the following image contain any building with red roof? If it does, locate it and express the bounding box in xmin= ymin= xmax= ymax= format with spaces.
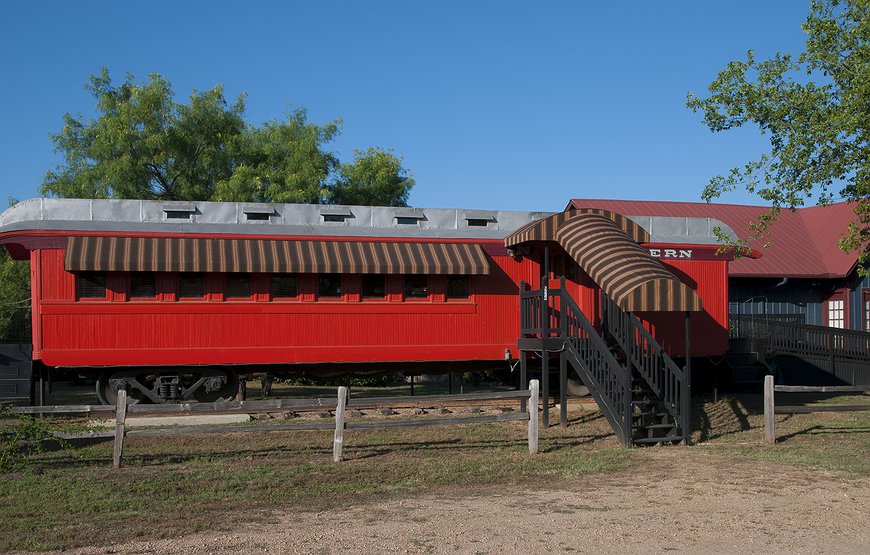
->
xmin=568 ymin=199 xmax=867 ymax=331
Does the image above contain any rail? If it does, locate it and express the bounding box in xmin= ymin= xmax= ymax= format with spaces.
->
xmin=730 ymin=314 xmax=870 ymax=360
xmin=762 ymin=375 xmax=870 ymax=443
xmin=602 ymin=293 xmax=689 ymax=439
xmin=559 ymin=291 xmax=630 ymax=444
xmin=9 ymin=385 xmax=541 ymax=468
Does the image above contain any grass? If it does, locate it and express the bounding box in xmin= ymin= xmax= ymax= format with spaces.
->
xmin=0 ymin=383 xmax=867 ymax=552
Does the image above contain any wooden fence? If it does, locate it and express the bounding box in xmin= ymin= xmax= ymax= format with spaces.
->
xmin=762 ymin=375 xmax=870 ymax=444
xmin=12 ymin=381 xmax=540 ymax=468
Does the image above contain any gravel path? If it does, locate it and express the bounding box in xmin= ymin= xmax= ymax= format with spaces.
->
xmin=62 ymin=452 xmax=870 ymax=554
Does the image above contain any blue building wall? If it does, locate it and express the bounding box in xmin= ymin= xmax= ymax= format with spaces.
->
xmin=847 ymin=272 xmax=870 ymax=331
xmin=729 ymin=271 xmax=868 ymax=331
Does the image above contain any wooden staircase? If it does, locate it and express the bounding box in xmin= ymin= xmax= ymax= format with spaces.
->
xmin=519 ymin=280 xmax=690 ymax=447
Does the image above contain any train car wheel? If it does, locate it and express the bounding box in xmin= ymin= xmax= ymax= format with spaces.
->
xmin=96 ymin=370 xmax=153 ymax=405
xmin=192 ymin=369 xmax=239 ymax=402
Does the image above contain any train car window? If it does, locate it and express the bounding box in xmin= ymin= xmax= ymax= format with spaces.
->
xmin=226 ymin=273 xmax=252 ymax=298
xmin=130 ymin=273 xmax=157 ymax=299
xmin=362 ymin=274 xmax=386 ymax=298
xmin=404 ymin=275 xmax=428 ymax=299
xmin=466 ymin=219 xmax=490 ymax=227
xmin=178 ymin=273 xmax=206 ymax=298
xmin=318 ymin=274 xmax=342 ymax=298
xmin=271 ymin=274 xmax=298 ymax=298
xmin=395 ymin=217 xmax=420 ymax=226
xmin=446 ymin=276 xmax=470 ymax=299
xmin=78 ymin=272 xmax=106 ymax=299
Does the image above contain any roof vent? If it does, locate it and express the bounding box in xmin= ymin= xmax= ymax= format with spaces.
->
xmin=463 ymin=210 xmax=496 ymax=227
xmin=242 ymin=204 xmax=277 ymax=222
xmin=393 ymin=207 xmax=425 ymax=225
xmin=162 ymin=203 xmax=196 ymax=220
xmin=320 ymin=207 xmax=354 ymax=223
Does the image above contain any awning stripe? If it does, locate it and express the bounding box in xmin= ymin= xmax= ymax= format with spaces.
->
xmin=64 ymin=236 xmax=491 ymax=275
xmin=505 ymin=211 xmax=702 ymax=312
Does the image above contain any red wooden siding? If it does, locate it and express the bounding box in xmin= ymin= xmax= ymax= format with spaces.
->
xmin=32 ymin=245 xmax=543 ymax=367
xmin=638 ymin=258 xmax=730 ymax=357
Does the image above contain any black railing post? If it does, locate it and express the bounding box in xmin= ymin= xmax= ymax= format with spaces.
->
xmin=519 ymin=350 xmax=527 ymax=413
xmin=684 ymin=311 xmax=692 ymax=445
xmin=559 ymin=276 xmax=568 ymax=427
xmin=624 ymin=311 xmax=634 ymax=446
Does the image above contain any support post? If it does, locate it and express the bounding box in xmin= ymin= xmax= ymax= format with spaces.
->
xmin=684 ymin=311 xmax=692 ymax=445
xmin=763 ymin=375 xmax=775 ymax=444
xmin=542 ymin=350 xmax=549 ymax=429
xmin=560 ymin=351 xmax=568 ymax=427
xmin=449 ymin=371 xmax=453 ymax=395
xmin=410 ymin=374 xmax=414 ymax=396
xmin=333 ymin=386 xmax=348 ymax=462
xmin=519 ymin=350 xmax=527 ymax=412
xmin=623 ymin=312 xmax=633 ymax=446
xmin=112 ymin=389 xmax=128 ymax=469
xmin=528 ymin=379 xmax=539 ymax=454
xmin=559 ymin=276 xmax=568 ymax=427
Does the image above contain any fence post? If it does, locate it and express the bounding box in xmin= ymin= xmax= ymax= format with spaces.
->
xmin=528 ymin=379 xmax=539 ymax=454
xmin=112 ymin=389 xmax=128 ymax=469
xmin=763 ymin=375 xmax=775 ymax=445
xmin=333 ymin=386 xmax=348 ymax=462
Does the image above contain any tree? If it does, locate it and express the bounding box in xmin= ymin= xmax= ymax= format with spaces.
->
xmin=686 ymin=0 xmax=869 ymax=266
xmin=328 ymin=147 xmax=415 ymax=207
xmin=43 ymin=69 xmax=413 ymax=206
xmin=0 ymin=201 xmax=30 ymax=342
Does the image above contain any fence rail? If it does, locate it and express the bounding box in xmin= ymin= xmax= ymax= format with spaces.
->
xmin=9 ymin=384 xmax=541 ymax=468
xmin=762 ymin=375 xmax=870 ymax=444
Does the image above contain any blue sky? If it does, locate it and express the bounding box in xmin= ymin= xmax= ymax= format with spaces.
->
xmin=0 ymin=1 xmax=809 ymax=212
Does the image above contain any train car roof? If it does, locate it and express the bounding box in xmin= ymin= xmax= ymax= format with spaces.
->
xmin=0 ymin=198 xmax=735 ymax=244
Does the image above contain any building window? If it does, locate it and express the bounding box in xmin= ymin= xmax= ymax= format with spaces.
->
xmin=226 ymin=273 xmax=252 ymax=298
xmin=362 ymin=275 xmax=386 ymax=298
xmin=827 ymin=299 xmax=845 ymax=329
xmin=404 ymin=276 xmax=428 ymax=299
xmin=864 ymin=290 xmax=870 ymax=332
xmin=447 ymin=276 xmax=470 ymax=299
xmin=78 ymin=272 xmax=106 ymax=299
xmin=130 ymin=273 xmax=157 ymax=299
xmin=178 ymin=273 xmax=206 ymax=299
xmin=271 ymin=274 xmax=298 ymax=299
xmin=318 ymin=274 xmax=342 ymax=298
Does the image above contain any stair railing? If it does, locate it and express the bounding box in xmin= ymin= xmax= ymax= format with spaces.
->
xmin=518 ymin=280 xmax=631 ymax=444
xmin=601 ymin=293 xmax=689 ymax=439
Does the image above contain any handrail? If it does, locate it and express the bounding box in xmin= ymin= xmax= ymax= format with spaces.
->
xmin=730 ymin=314 xmax=870 ymax=359
xmin=559 ymin=292 xmax=630 ymax=444
xmin=518 ymin=282 xmax=630 ymax=444
xmin=602 ymin=293 xmax=688 ymax=436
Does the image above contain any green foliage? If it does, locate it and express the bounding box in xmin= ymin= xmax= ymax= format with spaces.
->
xmin=42 ymin=69 xmax=413 ymax=207
xmin=0 ymin=405 xmax=65 ymax=473
xmin=687 ymin=0 xmax=870 ymax=268
xmin=0 ymin=206 xmax=30 ymax=342
xmin=329 ymin=148 xmax=415 ymax=207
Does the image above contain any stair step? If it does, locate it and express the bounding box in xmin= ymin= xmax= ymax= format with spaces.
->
xmin=636 ymin=423 xmax=678 ymax=430
xmin=633 ymin=435 xmax=684 ymax=445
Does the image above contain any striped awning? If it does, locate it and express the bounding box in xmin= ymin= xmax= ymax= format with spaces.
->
xmin=505 ymin=211 xmax=702 ymax=312
xmin=64 ymin=236 xmax=491 ymax=275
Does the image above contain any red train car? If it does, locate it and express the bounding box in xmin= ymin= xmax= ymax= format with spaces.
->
xmin=0 ymin=198 xmax=741 ymax=404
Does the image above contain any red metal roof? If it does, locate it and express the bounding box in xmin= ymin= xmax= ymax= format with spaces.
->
xmin=566 ymin=199 xmax=860 ymax=278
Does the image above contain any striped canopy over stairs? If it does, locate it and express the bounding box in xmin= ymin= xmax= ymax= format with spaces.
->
xmin=505 ymin=209 xmax=703 ymax=312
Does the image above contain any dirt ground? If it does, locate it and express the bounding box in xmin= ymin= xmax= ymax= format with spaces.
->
xmin=59 ymin=450 xmax=869 ymax=555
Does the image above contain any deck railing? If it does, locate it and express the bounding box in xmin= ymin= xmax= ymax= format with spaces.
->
xmin=602 ymin=293 xmax=689 ymax=439
xmin=730 ymin=314 xmax=870 ymax=360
